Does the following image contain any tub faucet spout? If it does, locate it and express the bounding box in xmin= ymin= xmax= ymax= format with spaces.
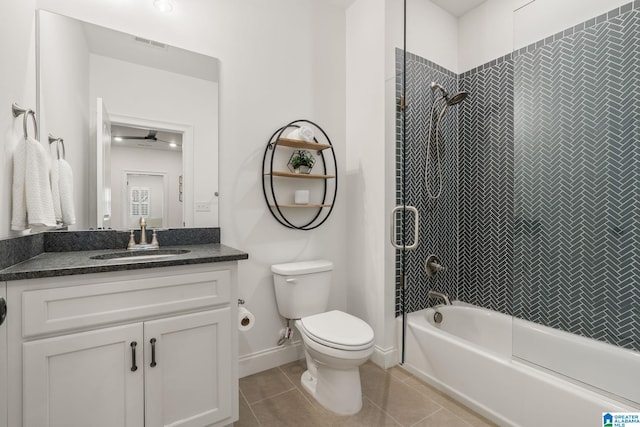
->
xmin=427 ymin=290 xmax=451 ymax=306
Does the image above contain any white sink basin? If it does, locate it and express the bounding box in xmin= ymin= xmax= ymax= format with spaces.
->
xmin=90 ymin=249 xmax=190 ymax=262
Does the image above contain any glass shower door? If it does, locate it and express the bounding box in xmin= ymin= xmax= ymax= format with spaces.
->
xmin=512 ymin=0 xmax=640 ymax=405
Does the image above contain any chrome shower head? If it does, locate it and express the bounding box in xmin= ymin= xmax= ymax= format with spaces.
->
xmin=446 ymin=91 xmax=469 ymax=106
xmin=430 ymin=82 xmax=469 ymax=106
xmin=435 ymin=90 xmax=469 ymax=123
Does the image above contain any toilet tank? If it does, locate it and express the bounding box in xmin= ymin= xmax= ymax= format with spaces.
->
xmin=271 ymin=260 xmax=333 ymax=319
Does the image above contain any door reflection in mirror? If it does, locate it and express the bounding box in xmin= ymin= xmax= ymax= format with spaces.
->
xmin=112 ymin=123 xmax=183 ymax=230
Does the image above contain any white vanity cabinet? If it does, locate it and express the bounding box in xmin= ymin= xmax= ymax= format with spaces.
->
xmin=23 ymin=322 xmax=145 ymax=427
xmin=6 ymin=262 xmax=239 ymax=427
xmin=143 ymin=308 xmax=232 ymax=427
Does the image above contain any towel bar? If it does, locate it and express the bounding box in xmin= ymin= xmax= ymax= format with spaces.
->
xmin=48 ymin=134 xmax=66 ymax=159
xmin=12 ymin=103 xmax=39 ymax=140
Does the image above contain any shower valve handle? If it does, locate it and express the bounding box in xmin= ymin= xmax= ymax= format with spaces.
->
xmin=425 ymin=254 xmax=446 ymax=277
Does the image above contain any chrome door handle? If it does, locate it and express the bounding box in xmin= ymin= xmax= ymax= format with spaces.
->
xmin=390 ymin=205 xmax=419 ymax=250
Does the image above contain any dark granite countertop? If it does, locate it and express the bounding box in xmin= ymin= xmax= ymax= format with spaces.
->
xmin=0 ymin=243 xmax=248 ymax=281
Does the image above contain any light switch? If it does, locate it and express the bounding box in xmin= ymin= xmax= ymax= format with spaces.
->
xmin=195 ymin=202 xmax=211 ymax=212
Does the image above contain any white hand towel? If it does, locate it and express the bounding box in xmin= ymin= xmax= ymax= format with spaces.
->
xmin=26 ymin=136 xmax=56 ymax=229
xmin=50 ymin=159 xmax=62 ymax=223
xmin=58 ymin=159 xmax=76 ymax=226
xmin=285 ymin=126 xmax=314 ymax=142
xmin=11 ymin=138 xmax=27 ymax=230
xmin=12 ymin=136 xmax=56 ymax=230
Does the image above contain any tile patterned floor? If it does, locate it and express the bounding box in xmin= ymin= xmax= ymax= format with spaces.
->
xmin=236 ymin=360 xmax=497 ymax=427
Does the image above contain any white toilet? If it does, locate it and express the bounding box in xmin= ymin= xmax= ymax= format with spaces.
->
xmin=271 ymin=260 xmax=375 ymax=415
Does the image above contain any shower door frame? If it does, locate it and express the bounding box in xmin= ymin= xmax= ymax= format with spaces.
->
xmin=391 ymin=0 xmax=415 ymax=364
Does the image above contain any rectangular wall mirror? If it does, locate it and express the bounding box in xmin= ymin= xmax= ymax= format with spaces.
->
xmin=37 ymin=9 xmax=220 ymax=230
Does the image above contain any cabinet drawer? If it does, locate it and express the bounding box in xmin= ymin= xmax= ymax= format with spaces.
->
xmin=22 ymin=269 xmax=230 ymax=338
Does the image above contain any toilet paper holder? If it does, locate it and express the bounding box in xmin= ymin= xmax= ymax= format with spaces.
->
xmin=238 ymin=299 xmax=249 ymax=327
xmin=237 ymin=300 xmax=255 ymax=331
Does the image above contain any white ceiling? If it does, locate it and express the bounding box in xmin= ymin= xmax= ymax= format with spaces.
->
xmin=323 ymin=0 xmax=357 ymax=8
xmin=430 ymin=0 xmax=487 ymax=17
xmin=328 ymin=0 xmax=486 ymax=15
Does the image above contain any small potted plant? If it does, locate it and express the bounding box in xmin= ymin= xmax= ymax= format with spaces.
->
xmin=287 ymin=149 xmax=316 ymax=174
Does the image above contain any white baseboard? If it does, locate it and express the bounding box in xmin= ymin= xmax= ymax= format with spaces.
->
xmin=239 ymin=341 xmax=304 ymax=378
xmin=369 ymin=344 xmax=399 ymax=369
xmin=239 ymin=342 xmax=399 ymax=377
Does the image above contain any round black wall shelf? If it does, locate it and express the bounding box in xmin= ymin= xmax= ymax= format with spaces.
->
xmin=262 ymin=120 xmax=337 ymax=230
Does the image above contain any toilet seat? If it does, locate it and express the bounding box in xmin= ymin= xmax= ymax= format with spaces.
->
xmin=298 ymin=310 xmax=374 ymax=351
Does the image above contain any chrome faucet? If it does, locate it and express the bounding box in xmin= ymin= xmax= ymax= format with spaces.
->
xmin=127 ymin=217 xmax=160 ymax=250
xmin=427 ymin=290 xmax=451 ymax=306
xmin=139 ymin=217 xmax=148 ymax=245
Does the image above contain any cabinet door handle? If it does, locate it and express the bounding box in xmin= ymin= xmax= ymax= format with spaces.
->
xmin=0 ymin=297 xmax=6 ymax=326
xmin=130 ymin=341 xmax=138 ymax=372
xmin=150 ymin=338 xmax=157 ymax=367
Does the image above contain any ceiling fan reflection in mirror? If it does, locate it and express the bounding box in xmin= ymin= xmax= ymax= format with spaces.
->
xmin=111 ymin=124 xmax=182 ymax=151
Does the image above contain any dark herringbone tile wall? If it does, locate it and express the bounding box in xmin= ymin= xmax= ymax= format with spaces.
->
xmin=396 ymin=51 xmax=459 ymax=314
xmin=513 ymin=6 xmax=640 ymax=351
xmin=396 ymin=2 xmax=640 ymax=352
xmin=459 ymin=60 xmax=514 ymax=315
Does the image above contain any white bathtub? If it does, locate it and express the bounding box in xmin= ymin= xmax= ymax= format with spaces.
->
xmin=399 ymin=302 xmax=640 ymax=427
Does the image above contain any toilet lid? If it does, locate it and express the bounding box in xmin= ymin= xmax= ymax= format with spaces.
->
xmin=299 ymin=310 xmax=374 ymax=350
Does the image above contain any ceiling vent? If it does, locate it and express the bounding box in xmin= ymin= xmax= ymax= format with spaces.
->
xmin=134 ymin=36 xmax=167 ymax=50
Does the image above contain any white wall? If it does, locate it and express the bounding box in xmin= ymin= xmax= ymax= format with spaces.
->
xmin=0 ymin=0 xmax=37 ymax=239
xmin=387 ymin=0 xmax=458 ymax=74
xmin=345 ymin=0 xmax=384 ymax=357
xmin=38 ymin=11 xmax=90 ymax=230
xmin=207 ymin=0 xmax=347 ymax=373
xmin=345 ymin=0 xmax=399 ymax=367
xmin=458 ymin=0 xmax=513 ymax=72
xmin=458 ymin=0 xmax=631 ymax=72
xmin=513 ymin=0 xmax=630 ymax=50
xmin=110 ymin=145 xmax=183 ymax=229
xmin=89 ymin=54 xmax=218 ymax=227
